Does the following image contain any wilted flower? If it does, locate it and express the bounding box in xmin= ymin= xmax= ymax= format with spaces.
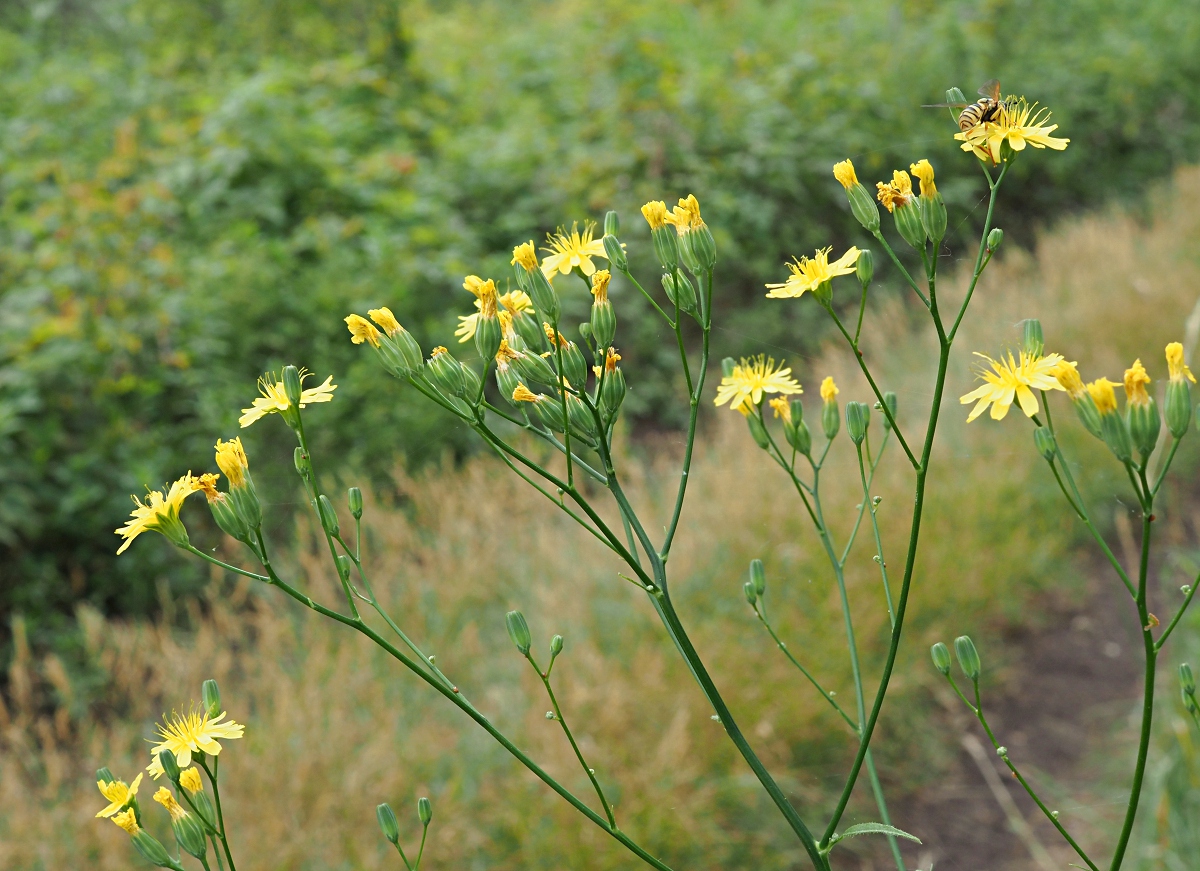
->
xmin=876 ymin=171 xmax=915 ymax=213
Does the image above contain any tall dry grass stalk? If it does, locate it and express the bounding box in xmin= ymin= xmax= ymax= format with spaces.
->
xmin=4 ymin=169 xmax=1200 ymax=870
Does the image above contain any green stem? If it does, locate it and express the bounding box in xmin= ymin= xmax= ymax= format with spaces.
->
xmin=870 ymin=229 xmax=930 ymax=308
xmin=947 ymin=161 xmax=1008 ymax=342
xmin=197 ymin=757 xmax=237 ymax=871
xmin=754 ymin=608 xmax=857 ymax=729
xmin=856 ymin=443 xmax=895 ymax=627
xmin=1155 ymin=574 xmax=1199 ymax=651
xmin=414 ymin=823 xmax=429 ymax=871
xmin=1151 ymin=435 xmax=1181 ymax=496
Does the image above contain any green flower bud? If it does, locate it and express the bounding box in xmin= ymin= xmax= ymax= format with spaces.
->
xmin=678 ymin=229 xmax=702 ymax=273
xmin=690 ymin=224 xmax=717 ymax=270
xmin=590 ymin=300 xmax=616 ymax=351
xmin=1101 ymin=409 xmax=1133 ymax=463
xmin=377 ymin=803 xmax=400 ymax=844
xmin=847 ymin=183 xmax=881 ymax=233
xmin=173 ymin=810 xmax=209 ymax=860
xmin=158 ymin=749 xmax=182 ymax=783
xmin=1165 ymin=380 xmax=1192 ymax=439
xmin=566 ymin=394 xmax=598 ymax=443
xmin=201 ymin=680 xmax=221 ymax=719
xmin=282 ymin=365 xmax=303 ymax=409
xmin=417 ymin=796 xmax=433 ymax=826
xmin=317 ymin=495 xmax=340 ymax=538
xmin=427 ymin=348 xmax=466 ymax=397
xmin=348 ymin=487 xmax=364 ymax=520
xmin=604 ymin=211 xmax=620 ymax=237
xmin=1127 ymin=398 xmax=1161 ymax=461
xmin=131 ymin=830 xmax=182 ymax=870
xmin=556 ymin=341 xmax=588 ymax=390
xmin=1033 ymin=426 xmax=1056 ymax=461
xmin=336 ymin=554 xmax=353 ymax=583
xmin=1073 ymin=393 xmax=1104 ymax=439
xmin=893 ymin=201 xmax=926 ymax=249
xmin=743 ymin=580 xmax=758 ymax=606
xmin=954 ymin=635 xmax=981 ymax=682
xmin=946 ymin=87 xmax=967 ymax=104
xmin=747 ymin=412 xmax=770 ymax=450
xmin=602 ymin=234 xmax=627 ymax=272
xmin=930 ymin=642 xmax=952 ymax=676
xmin=379 ymin=323 xmax=424 ymax=378
xmin=721 ymin=357 xmax=736 ymax=378
xmin=208 ymin=492 xmax=250 ymax=543
xmin=190 ymin=791 xmax=216 ymax=829
xmin=661 ymin=272 xmax=697 ymax=314
xmin=822 ymin=397 xmax=840 ymax=441
xmin=1181 ymin=662 xmax=1195 ymax=695
xmin=1021 ymin=319 xmax=1044 ymax=358
xmin=496 ymin=363 xmax=523 ymax=406
xmin=881 ymin=391 xmax=898 ymax=431
xmin=749 ymin=559 xmax=766 ymax=596
xmin=528 ymin=268 xmax=561 ymax=324
xmin=920 ymin=192 xmax=947 ymax=243
xmin=845 ymin=401 xmax=870 ymax=445
xmin=513 ymin=310 xmax=547 ymax=351
xmin=856 ymin=248 xmax=874 ymax=286
xmin=788 ymin=418 xmax=812 ymax=455
xmin=97 ymin=767 xmax=115 ymax=785
xmin=475 ymin=313 xmax=502 ymax=362
xmin=550 ymin=635 xmax=564 ymax=657
xmin=986 ymin=227 xmax=1004 ymax=253
xmin=513 ymin=349 xmax=558 ymax=390
xmin=651 ymin=225 xmax=679 ymax=271
xmin=600 ymin=365 xmax=626 ymax=417
xmin=505 ymin=610 xmax=532 ymax=656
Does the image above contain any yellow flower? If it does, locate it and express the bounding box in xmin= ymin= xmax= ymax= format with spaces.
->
xmin=368 ymin=306 xmax=402 ymax=336
xmin=1087 ymin=377 xmax=1120 ymax=414
xmin=820 ymin=376 xmax=839 ymax=402
xmin=153 ymin=787 xmax=188 ymax=822
xmin=179 ymin=768 xmax=204 ymax=794
xmin=909 ymin=159 xmax=936 ymax=197
xmin=959 ymin=351 xmax=1066 ymax=422
xmin=146 ymin=708 xmax=245 ymax=778
xmin=1124 ymin=359 xmax=1152 ymax=406
xmin=765 ymin=247 xmax=861 ymax=299
xmin=96 ymin=773 xmax=142 ymax=818
xmin=641 ymin=200 xmax=671 ymax=230
xmin=344 ymin=314 xmax=381 ymax=347
xmin=769 ymin=396 xmax=792 ymax=422
xmin=512 ymin=384 xmax=541 ymax=403
xmin=111 ymin=808 xmax=140 ymax=835
xmin=604 ymin=347 xmax=621 ymax=372
xmin=1052 ymin=359 xmax=1086 ymax=398
xmin=500 ymin=290 xmax=533 ymax=316
xmin=955 ymin=97 xmax=1070 ymax=165
xmin=541 ymin=222 xmax=608 ymax=278
xmin=115 ymin=474 xmax=203 ymax=555
xmin=591 ymin=270 xmax=611 ymax=303
xmin=713 ymin=355 xmax=802 ymax=414
xmin=511 ymin=241 xmax=539 ymax=272
xmin=667 ymin=194 xmax=705 ymax=234
xmin=196 ymin=473 xmax=220 ymax=501
xmin=875 ymin=171 xmax=915 ymax=213
xmin=832 ymin=159 xmax=858 ymax=189
xmin=239 ymin=370 xmax=337 ymax=428
xmin=1166 ymin=342 xmax=1195 ymax=384
xmin=214 ymin=437 xmax=249 ymax=488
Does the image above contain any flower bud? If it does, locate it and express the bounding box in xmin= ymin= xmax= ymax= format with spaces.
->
xmin=1073 ymin=393 xmax=1104 ymax=440
xmin=604 ymin=211 xmax=619 ymax=237
xmin=845 ymin=401 xmax=870 ymax=445
xmin=505 ymin=610 xmax=532 ymax=656
xmin=661 ymin=272 xmax=697 ymax=314
xmin=690 ymin=223 xmax=717 ymax=271
xmin=550 ymin=634 xmax=564 ymax=657
xmin=417 ymin=796 xmax=433 ymax=826
xmin=856 ymin=248 xmax=874 ymax=286
xmin=822 ymin=397 xmax=840 ymax=442
xmin=513 ymin=310 xmax=547 ymax=351
xmin=565 ymin=393 xmax=598 ymax=443
xmin=1033 ymin=426 xmax=1056 ymax=461
xmin=191 ymin=790 xmax=216 ymax=829
xmin=930 ymin=642 xmax=952 ymax=676
xmin=893 ymin=200 xmax=926 ymax=249
xmin=1127 ymin=398 xmax=1161 ymax=461
xmin=131 ymin=830 xmax=181 ymax=870
xmin=946 ymin=87 xmax=967 ymax=104
xmin=317 ymin=495 xmax=340 ymax=537
xmin=602 ymin=234 xmax=627 ymax=272
xmin=590 ymin=299 xmax=616 ymax=351
xmin=920 ymin=193 xmax=947 ymax=243
xmin=282 ymin=365 xmax=303 ymax=409
xmin=201 ymin=680 xmax=221 ymax=719
xmin=336 ymin=554 xmax=353 ymax=583
xmin=377 ymin=803 xmax=400 ymax=844
xmin=557 ymin=341 xmax=588 ymax=389
xmin=743 ymin=580 xmax=758 ymax=606
xmin=528 ymin=268 xmax=561 ymax=324
xmin=677 ymin=230 xmax=702 ymax=273
xmin=986 ymin=228 xmax=1004 ymax=253
xmin=880 ymin=391 xmax=898 ymax=431
xmin=1165 ymin=380 xmax=1192 ymax=439
xmin=1181 ymin=663 xmax=1195 ymax=695
xmin=1021 ymin=319 xmax=1044 ymax=358
xmin=721 ymin=357 xmax=736 ymax=378
xmin=496 ymin=361 xmax=523 ymax=405
xmin=514 ymin=349 xmax=558 ymax=390
xmin=208 ymin=492 xmax=250 ymax=543
xmin=746 ymin=412 xmax=770 ymax=450
xmin=651 ymin=226 xmax=679 ymax=271
xmin=787 ymin=418 xmax=812 ymax=455
xmin=97 ymin=767 xmax=116 ymax=785
xmin=173 ymin=809 xmax=209 ymax=860
xmin=158 ymin=749 xmax=182 ymax=783
xmin=749 ymin=558 xmax=766 ymax=597
xmin=475 ymin=313 xmax=502 ymax=362
xmin=954 ymin=635 xmax=981 ymax=682
xmin=348 ymin=487 xmax=364 ymax=520
xmin=429 ymin=347 xmax=469 ymax=398
xmin=600 ymin=364 xmax=626 ymax=417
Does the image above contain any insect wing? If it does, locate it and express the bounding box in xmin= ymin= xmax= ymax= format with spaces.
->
xmin=977 ymin=78 xmax=1001 ymax=101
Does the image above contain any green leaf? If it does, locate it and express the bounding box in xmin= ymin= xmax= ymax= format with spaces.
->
xmin=828 ymin=822 xmax=922 ymax=848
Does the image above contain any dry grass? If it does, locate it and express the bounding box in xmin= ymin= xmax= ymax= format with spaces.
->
xmin=4 ymin=169 xmax=1200 ymax=871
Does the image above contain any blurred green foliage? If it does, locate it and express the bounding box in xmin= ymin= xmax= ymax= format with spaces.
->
xmin=3 ymin=0 xmax=1200 ymax=644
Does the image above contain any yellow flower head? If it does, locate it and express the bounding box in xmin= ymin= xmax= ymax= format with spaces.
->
xmin=543 ymin=322 xmax=568 ymax=348
xmin=541 ymin=222 xmax=608 ymax=278
xmin=820 ymin=376 xmax=839 ymax=403
xmin=512 ymin=383 xmax=541 ymax=404
xmin=214 ymin=437 xmax=249 ymax=488
xmin=641 ymin=200 xmax=671 ymax=230
xmin=115 ymin=473 xmax=203 ymax=555
xmin=591 ymin=269 xmax=611 ymax=303
xmin=959 ymin=351 xmax=1066 ymax=422
xmin=511 ymin=241 xmax=539 ymax=272
xmin=111 ymin=807 xmax=140 ymax=835
xmin=1052 ymin=359 xmax=1086 ymax=399
xmin=876 ymin=171 xmax=915 ymax=213
xmin=239 ymin=370 xmax=336 ymax=428
xmin=604 ymin=347 xmax=622 ymax=373
xmin=769 ymin=396 xmax=792 ymax=423
xmin=459 ymin=295 xmax=531 ymax=344
xmin=345 ymin=314 xmax=381 ymax=348
xmin=153 ymin=787 xmax=188 ymax=822
xmin=713 ymin=355 xmax=802 ymax=414
xmin=1166 ymin=342 xmax=1195 ymax=384
xmin=495 ymin=339 xmax=521 ymax=367
xmin=368 ymin=306 xmax=402 ymax=336
xmin=832 ymin=159 xmax=858 ymax=190
xmin=668 ymin=194 xmax=705 ymax=234
xmin=955 ymin=97 xmax=1070 ymax=165
xmin=1124 ymin=359 xmax=1152 ymax=407
xmin=1087 ymin=377 xmax=1120 ymax=415
xmin=909 ymin=159 xmax=936 ymax=197
xmin=179 ymin=768 xmax=204 ymax=794
xmin=196 ymin=472 xmax=221 ymax=502
xmin=146 ymin=707 xmax=245 ymax=778
xmin=96 ymin=772 xmax=143 ymax=819
xmin=765 ymin=247 xmax=861 ymax=299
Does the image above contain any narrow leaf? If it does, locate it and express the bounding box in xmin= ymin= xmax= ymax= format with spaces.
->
xmin=832 ymin=822 xmax=921 ymax=846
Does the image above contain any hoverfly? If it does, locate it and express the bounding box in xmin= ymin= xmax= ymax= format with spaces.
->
xmin=924 ymin=79 xmax=1006 ymax=131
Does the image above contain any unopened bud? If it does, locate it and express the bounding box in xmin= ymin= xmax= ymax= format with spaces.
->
xmin=893 ymin=201 xmax=926 ymax=249
xmin=1101 ymin=411 xmax=1133 ymax=463
xmin=954 ymin=635 xmax=981 ymax=682
xmin=131 ymin=830 xmax=181 ymax=870
xmin=427 ymin=348 xmax=466 ymax=398
xmin=282 ymin=365 xmax=303 ymax=408
xmin=1181 ymin=663 xmax=1195 ymax=695
xmin=986 ymin=228 xmax=1004 ymax=253
xmin=749 ymin=558 xmax=766 ymax=597
xmin=348 ymin=487 xmax=364 ymax=520
xmin=746 ymin=412 xmax=770 ymax=450
xmin=846 ymin=183 xmax=881 ymax=233
xmin=1033 ymin=426 xmax=1056 ymax=461
xmin=721 ymin=357 xmax=736 ymax=378
xmin=881 ymin=391 xmax=898 ymax=431
xmin=505 ymin=610 xmax=532 ymax=656
xmin=651 ymin=226 xmax=679 ymax=270
xmin=590 ymin=300 xmax=616 ymax=350
xmin=930 ymin=642 xmax=952 ymax=676
xmin=788 ymin=418 xmax=812 ymax=455
xmin=856 ymin=248 xmax=874 ymax=286
xmin=201 ymin=680 xmax=221 ymax=719
xmin=600 ymin=365 xmax=627 ymax=417
xmin=845 ymin=401 xmax=870 ymax=445
xmin=920 ymin=191 xmax=947 ymax=242
xmin=475 ymin=313 xmax=502 ymax=362
xmin=317 ymin=495 xmax=341 ymax=537
xmin=550 ymin=634 xmax=564 ymax=657
xmin=1021 ymin=319 xmax=1044 ymax=358
xmin=661 ymin=272 xmax=697 ymax=314
xmin=602 ymin=234 xmax=627 ymax=272
xmin=1165 ymin=381 xmax=1192 ymax=439
xmin=743 ymin=580 xmax=758 ymax=606
xmin=336 ymin=555 xmax=353 ymax=583
xmin=822 ymin=397 xmax=840 ymax=441
xmin=173 ymin=811 xmax=208 ymax=860
xmin=417 ymin=796 xmax=433 ymax=826
xmin=376 ymin=803 xmax=400 ymax=844
xmin=158 ymin=749 xmax=182 ymax=782
xmin=1073 ymin=393 xmax=1104 ymax=439
xmin=946 ymin=87 xmax=967 ymax=104
xmin=604 ymin=211 xmax=619 ymax=237
xmin=1127 ymin=399 xmax=1161 ymax=461
xmin=97 ymin=767 xmax=116 ymax=785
